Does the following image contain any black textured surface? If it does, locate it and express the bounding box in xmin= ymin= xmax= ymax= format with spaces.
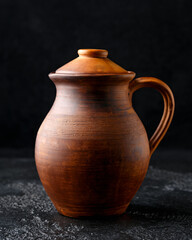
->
xmin=0 ymin=150 xmax=192 ymax=239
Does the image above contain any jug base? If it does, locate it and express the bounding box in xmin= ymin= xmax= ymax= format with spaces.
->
xmin=55 ymin=203 xmax=129 ymax=218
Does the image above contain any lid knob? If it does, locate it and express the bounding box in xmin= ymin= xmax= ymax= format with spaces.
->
xmin=78 ymin=49 xmax=108 ymax=58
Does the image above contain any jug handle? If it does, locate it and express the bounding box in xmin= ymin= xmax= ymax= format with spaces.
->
xmin=129 ymin=77 xmax=175 ymax=156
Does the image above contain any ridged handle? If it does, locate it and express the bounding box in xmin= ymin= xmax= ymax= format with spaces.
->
xmin=129 ymin=77 xmax=175 ymax=156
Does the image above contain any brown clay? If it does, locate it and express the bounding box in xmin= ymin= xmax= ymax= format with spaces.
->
xmin=35 ymin=49 xmax=175 ymax=217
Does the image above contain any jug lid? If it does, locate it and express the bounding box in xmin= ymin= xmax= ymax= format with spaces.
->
xmin=55 ymin=49 xmax=132 ymax=76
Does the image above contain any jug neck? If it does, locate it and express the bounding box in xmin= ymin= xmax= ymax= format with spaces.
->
xmin=50 ymin=75 xmax=133 ymax=116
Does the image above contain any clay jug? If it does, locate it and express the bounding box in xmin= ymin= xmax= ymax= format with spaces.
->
xmin=35 ymin=49 xmax=175 ymax=217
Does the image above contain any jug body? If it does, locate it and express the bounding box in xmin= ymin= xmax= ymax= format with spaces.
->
xmin=35 ymin=75 xmax=150 ymax=217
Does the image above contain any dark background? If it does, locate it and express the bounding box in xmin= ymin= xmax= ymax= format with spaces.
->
xmin=0 ymin=0 xmax=191 ymax=151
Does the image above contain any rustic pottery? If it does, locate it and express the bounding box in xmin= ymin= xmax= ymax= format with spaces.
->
xmin=35 ymin=49 xmax=175 ymax=217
